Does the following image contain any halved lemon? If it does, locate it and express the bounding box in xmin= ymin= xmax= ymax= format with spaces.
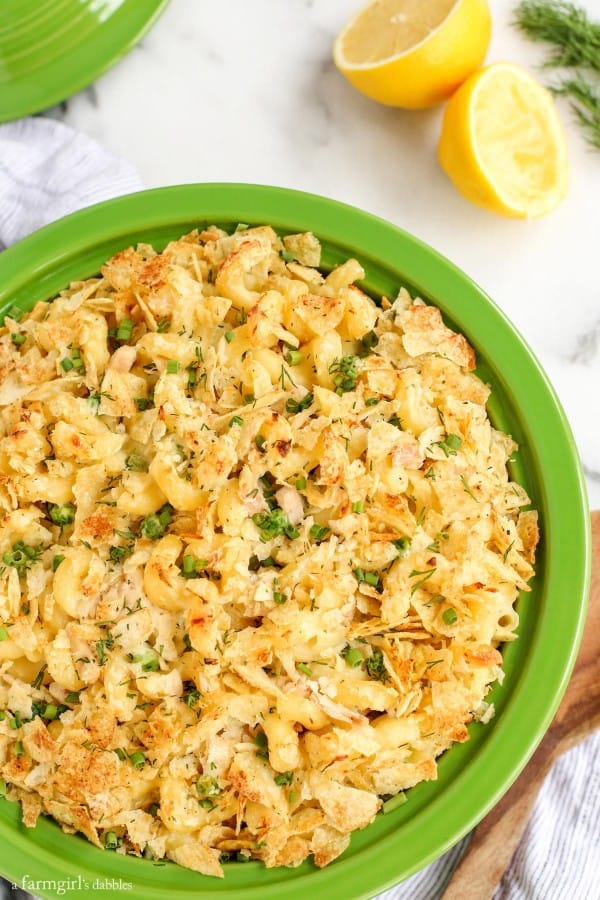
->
xmin=333 ymin=0 xmax=491 ymax=109
xmin=438 ymin=63 xmax=570 ymax=218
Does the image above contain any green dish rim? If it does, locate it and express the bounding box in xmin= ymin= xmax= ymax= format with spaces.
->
xmin=0 ymin=184 xmax=590 ymax=900
xmin=0 ymin=0 xmax=170 ymax=123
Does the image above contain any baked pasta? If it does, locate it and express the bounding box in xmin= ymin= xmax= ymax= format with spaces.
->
xmin=0 ymin=225 xmax=538 ymax=875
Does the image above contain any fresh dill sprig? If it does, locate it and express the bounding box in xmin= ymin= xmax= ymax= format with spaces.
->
xmin=514 ymin=1 xmax=600 ymax=149
xmin=553 ymin=74 xmax=600 ymax=147
xmin=514 ymin=1 xmax=600 ymax=71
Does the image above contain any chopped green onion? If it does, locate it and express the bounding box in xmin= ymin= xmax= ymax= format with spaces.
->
xmin=329 ymin=355 xmax=359 ymax=394
xmin=365 ymin=397 xmax=380 ymax=406
xmin=273 ymin=589 xmax=287 ymax=605
xmin=157 ymin=317 xmax=171 ymax=333
xmin=252 ymin=509 xmax=299 ymax=541
xmin=104 ymin=831 xmax=119 ymax=849
xmin=116 ymin=318 xmax=133 ymax=342
xmin=10 ymin=712 xmax=21 ymax=729
xmin=14 ymin=741 xmax=24 ymax=758
xmin=285 ymin=349 xmax=303 ymax=366
xmin=280 ymin=249 xmax=295 ymax=262
xmin=286 ymin=393 xmax=313 ymax=414
xmin=442 ymin=608 xmax=458 ymax=625
xmin=224 ymin=330 xmax=235 ymax=343
xmin=149 ymin=802 xmax=159 ymax=816
xmin=197 ymin=775 xmax=220 ymax=796
xmin=357 ymin=330 xmax=379 ymax=357
xmin=382 ymin=792 xmax=407 ymax=814
xmin=274 ymin=771 xmax=294 ymax=786
xmin=389 ymin=415 xmax=402 ymax=428
xmin=11 ymin=332 xmax=26 ymax=347
xmin=180 ymin=554 xmax=208 ymax=579
xmin=65 ymin=692 xmax=80 ymax=704
xmin=132 ymin=650 xmax=160 ymax=672
xmin=296 ymin=662 xmax=313 ymax=677
xmin=341 ymin=646 xmax=363 ymax=668
xmin=134 ymin=397 xmax=149 ymax=411
xmin=0 ymin=779 xmax=7 ymax=798
xmin=295 ymin=476 xmax=307 ymax=490
xmin=141 ymin=504 xmax=173 ymax=540
xmin=392 ymin=537 xmax=411 ymax=557
xmin=129 ymin=751 xmax=146 ymax=769
xmin=229 ymin=416 xmax=243 ymax=427
xmin=235 ymin=222 xmax=250 ymax=232
xmin=309 ymin=524 xmax=330 ymax=542
xmin=354 ymin=568 xmax=382 ymax=589
xmin=0 ymin=627 xmax=8 ymax=642
xmin=3 ymin=541 xmax=42 ymax=575
xmin=49 ymin=503 xmax=76 ymax=526
xmin=43 ymin=704 xmax=58 ymax=720
xmin=166 ymin=359 xmax=180 ymax=374
xmin=351 ymin=501 xmax=364 ymax=514
xmin=255 ymin=434 xmax=266 ymax=450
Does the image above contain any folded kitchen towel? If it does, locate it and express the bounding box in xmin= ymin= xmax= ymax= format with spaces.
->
xmin=0 ymin=116 xmax=142 ymax=249
xmin=0 ymin=116 xmax=597 ymax=900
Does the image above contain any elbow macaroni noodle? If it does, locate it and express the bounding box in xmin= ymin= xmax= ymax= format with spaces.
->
xmin=0 ymin=224 xmax=538 ymax=875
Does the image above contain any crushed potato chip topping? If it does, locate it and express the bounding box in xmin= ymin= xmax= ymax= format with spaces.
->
xmin=0 ymin=225 xmax=538 ymax=875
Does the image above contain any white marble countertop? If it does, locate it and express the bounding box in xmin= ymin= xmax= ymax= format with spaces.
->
xmin=56 ymin=0 xmax=600 ymax=508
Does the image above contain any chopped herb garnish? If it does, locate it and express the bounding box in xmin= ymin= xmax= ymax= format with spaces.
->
xmin=229 ymin=415 xmax=243 ymax=427
xmin=295 ymin=476 xmax=307 ymax=490
xmin=132 ymin=650 xmax=160 ymax=672
xmin=129 ymin=751 xmax=146 ymax=769
xmin=431 ymin=433 xmax=463 ymax=457
xmin=296 ymin=662 xmax=313 ymax=677
xmin=285 ymin=349 xmax=303 ymax=366
xmin=141 ymin=504 xmax=173 ymax=540
xmin=351 ymin=501 xmax=364 ymax=513
xmin=365 ymin=396 xmax=380 ymax=406
xmin=14 ymin=741 xmax=24 ymax=758
xmin=31 ymin=665 xmax=47 ymax=690
xmin=166 ymin=359 xmax=180 ymax=374
xmin=255 ymin=434 xmax=267 ymax=450
xmin=285 ymin=393 xmax=313 ymax=414
xmin=341 ymin=645 xmax=363 ymax=668
xmin=0 ymin=780 xmax=7 ymax=798
xmin=366 ymin=648 xmax=389 ymax=682
xmin=389 ymin=415 xmax=402 ymax=428
xmin=252 ymin=508 xmax=299 ymax=541
xmin=224 ymin=330 xmax=235 ymax=343
xmin=104 ymin=831 xmax=120 ymax=849
xmin=442 ymin=607 xmax=458 ymax=625
xmin=280 ymin=249 xmax=295 ymax=262
xmin=357 ymin=330 xmax=379 ymax=357
xmin=0 ymin=627 xmax=8 ymax=642
xmin=3 ymin=541 xmax=42 ymax=576
xmin=329 ymin=355 xmax=359 ymax=394
xmin=134 ymin=397 xmax=149 ymax=411
xmin=157 ymin=317 xmax=171 ymax=333
xmin=460 ymin=475 xmax=478 ymax=501
xmin=180 ymin=554 xmax=208 ymax=579
xmin=354 ymin=568 xmax=383 ymax=591
xmin=309 ymin=524 xmax=330 ymax=542
xmin=109 ymin=545 xmax=133 ymax=564
xmin=65 ymin=692 xmax=80 ymax=704
xmin=11 ymin=332 xmax=26 ymax=346
xmin=183 ymin=682 xmax=201 ymax=707
xmin=274 ymin=771 xmax=294 ymax=786
xmin=410 ymin=567 xmax=436 ymax=595
xmin=125 ymin=452 xmax=148 ymax=472
xmin=392 ymin=537 xmax=411 ymax=557
xmin=116 ymin=318 xmax=133 ymax=342
xmin=197 ymin=775 xmax=220 ymax=796
xmin=48 ymin=503 xmax=76 ymax=526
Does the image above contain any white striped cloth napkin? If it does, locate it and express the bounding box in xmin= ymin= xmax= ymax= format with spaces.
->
xmin=0 ymin=116 xmax=597 ymax=900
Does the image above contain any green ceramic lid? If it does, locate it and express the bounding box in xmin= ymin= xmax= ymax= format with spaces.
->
xmin=0 ymin=0 xmax=170 ymax=123
xmin=0 ymin=184 xmax=590 ymax=899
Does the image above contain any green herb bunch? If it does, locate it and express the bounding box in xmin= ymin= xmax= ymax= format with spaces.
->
xmin=514 ymin=0 xmax=600 ymax=149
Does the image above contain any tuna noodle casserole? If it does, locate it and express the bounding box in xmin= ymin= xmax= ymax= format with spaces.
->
xmin=0 ymin=225 xmax=538 ymax=875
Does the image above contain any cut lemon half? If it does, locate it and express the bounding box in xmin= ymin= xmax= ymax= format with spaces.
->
xmin=438 ymin=63 xmax=570 ymax=218
xmin=333 ymin=0 xmax=491 ymax=109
